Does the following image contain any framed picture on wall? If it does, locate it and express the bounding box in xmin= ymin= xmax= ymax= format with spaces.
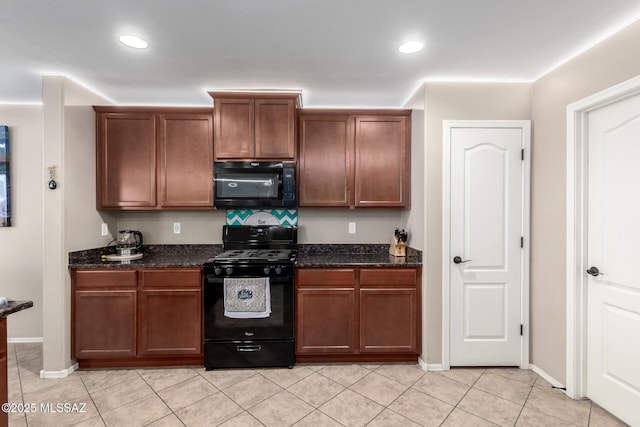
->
xmin=0 ymin=125 xmax=11 ymax=227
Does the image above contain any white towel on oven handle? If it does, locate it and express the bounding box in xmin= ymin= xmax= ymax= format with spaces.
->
xmin=223 ymin=277 xmax=271 ymax=319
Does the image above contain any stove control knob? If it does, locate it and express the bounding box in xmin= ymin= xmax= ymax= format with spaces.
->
xmin=275 ymin=267 xmax=283 ymax=275
xmin=263 ymin=267 xmax=271 ymax=275
xmin=225 ymin=267 xmax=234 ymax=276
xmin=214 ymin=267 xmax=222 ymax=276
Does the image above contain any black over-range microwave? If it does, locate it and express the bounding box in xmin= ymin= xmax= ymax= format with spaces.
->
xmin=213 ymin=161 xmax=296 ymax=208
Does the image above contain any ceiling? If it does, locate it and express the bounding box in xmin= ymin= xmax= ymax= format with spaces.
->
xmin=2 ymin=0 xmax=640 ymax=108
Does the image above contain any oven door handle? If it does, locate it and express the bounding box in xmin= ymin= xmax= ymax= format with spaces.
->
xmin=236 ymin=344 xmax=262 ymax=352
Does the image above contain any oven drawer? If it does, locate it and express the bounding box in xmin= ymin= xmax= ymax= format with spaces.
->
xmin=204 ymin=340 xmax=294 ymax=369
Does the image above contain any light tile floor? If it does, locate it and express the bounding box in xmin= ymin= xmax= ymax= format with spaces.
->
xmin=6 ymin=343 xmax=628 ymax=427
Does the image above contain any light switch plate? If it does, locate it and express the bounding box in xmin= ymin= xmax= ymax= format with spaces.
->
xmin=101 ymin=223 xmax=109 ymax=236
xmin=173 ymin=222 xmax=181 ymax=234
xmin=348 ymin=222 xmax=356 ymax=234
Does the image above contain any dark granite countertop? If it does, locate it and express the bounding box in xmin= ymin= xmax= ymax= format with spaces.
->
xmin=0 ymin=300 xmax=34 ymax=317
xmin=68 ymin=244 xmax=222 ymax=269
xmin=296 ymin=244 xmax=422 ymax=268
xmin=68 ymin=244 xmax=422 ymax=269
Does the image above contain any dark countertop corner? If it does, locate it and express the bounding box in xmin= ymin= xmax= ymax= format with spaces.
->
xmin=0 ymin=300 xmax=34 ymax=317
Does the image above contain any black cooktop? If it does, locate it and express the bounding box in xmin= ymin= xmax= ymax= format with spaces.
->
xmin=206 ymin=225 xmax=298 ymax=265
xmin=213 ymin=249 xmax=294 ymax=262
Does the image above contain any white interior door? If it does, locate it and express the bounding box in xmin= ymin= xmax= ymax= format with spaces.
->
xmin=446 ymin=121 xmax=529 ymax=366
xmin=587 ymin=93 xmax=640 ymax=426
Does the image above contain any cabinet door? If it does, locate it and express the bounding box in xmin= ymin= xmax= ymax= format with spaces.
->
xmin=296 ymin=269 xmax=356 ymax=354
xmin=214 ymin=98 xmax=254 ymax=159
xmin=74 ymin=290 xmax=137 ymax=358
xmin=139 ymin=289 xmax=202 ymax=356
xmin=158 ymin=113 xmax=213 ymax=207
xmin=296 ymin=288 xmax=356 ymax=354
xmin=97 ymin=112 xmax=157 ymax=208
xmin=255 ymin=98 xmax=296 ymax=159
xmin=298 ymin=115 xmax=353 ymax=206
xmin=359 ymin=288 xmax=418 ymax=353
xmin=354 ymin=116 xmax=409 ymax=207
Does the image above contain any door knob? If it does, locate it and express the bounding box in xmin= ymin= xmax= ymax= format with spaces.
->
xmin=586 ymin=266 xmax=603 ymax=276
xmin=453 ymin=256 xmax=472 ymax=264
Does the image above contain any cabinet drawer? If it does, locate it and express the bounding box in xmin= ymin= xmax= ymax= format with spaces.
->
xmin=297 ymin=269 xmax=356 ymax=286
xmin=74 ymin=270 xmax=137 ymax=289
xmin=140 ymin=269 xmax=202 ymax=288
xmin=360 ymin=268 xmax=417 ymax=286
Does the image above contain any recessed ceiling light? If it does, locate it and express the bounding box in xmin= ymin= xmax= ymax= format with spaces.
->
xmin=119 ymin=34 xmax=148 ymax=49
xmin=398 ymin=41 xmax=423 ymax=54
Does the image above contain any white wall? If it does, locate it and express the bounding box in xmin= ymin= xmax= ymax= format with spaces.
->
xmin=530 ymin=18 xmax=640 ymax=384
xmin=401 ymin=89 xmax=426 ymax=251
xmin=299 ymin=209 xmax=402 ymax=243
xmin=41 ymin=76 xmax=112 ymax=373
xmin=0 ymin=105 xmax=43 ymax=339
xmin=420 ymin=82 xmax=533 ymax=364
xmin=116 ymin=211 xmax=225 ymax=244
xmin=114 ymin=209 xmax=403 ymax=245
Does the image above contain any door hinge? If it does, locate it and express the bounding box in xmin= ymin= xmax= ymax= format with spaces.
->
xmin=521 ymin=149 xmax=525 ymax=160
xmin=520 ymin=324 xmax=524 ymax=336
xmin=521 ymin=237 xmax=524 ymax=248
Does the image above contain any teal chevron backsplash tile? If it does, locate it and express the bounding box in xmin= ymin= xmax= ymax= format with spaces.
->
xmin=226 ymin=209 xmax=298 ymax=227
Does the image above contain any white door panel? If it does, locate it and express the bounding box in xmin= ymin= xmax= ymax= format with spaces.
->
xmin=448 ymin=124 xmax=526 ymax=366
xmin=587 ymin=94 xmax=640 ymax=426
xmin=464 ymin=283 xmax=507 ymax=339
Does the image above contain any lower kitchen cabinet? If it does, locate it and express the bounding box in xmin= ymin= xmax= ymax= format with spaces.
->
xmin=139 ymin=269 xmax=202 ymax=356
xmin=71 ymin=268 xmax=203 ymax=367
xmin=295 ymin=267 xmax=421 ymax=362
xmin=296 ymin=269 xmax=356 ymax=354
xmin=74 ymin=290 xmax=137 ymax=359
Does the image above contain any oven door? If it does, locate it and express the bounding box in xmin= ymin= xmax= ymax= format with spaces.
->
xmin=203 ymin=273 xmax=294 ymax=341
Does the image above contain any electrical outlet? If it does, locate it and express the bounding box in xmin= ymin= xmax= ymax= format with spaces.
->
xmin=101 ymin=223 xmax=109 ymax=237
xmin=348 ymin=222 xmax=356 ymax=234
xmin=173 ymin=222 xmax=181 ymax=234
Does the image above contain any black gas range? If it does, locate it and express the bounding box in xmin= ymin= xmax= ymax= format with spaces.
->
xmin=203 ymin=225 xmax=297 ymax=369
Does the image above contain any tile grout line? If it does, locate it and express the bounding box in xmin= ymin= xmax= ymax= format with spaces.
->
xmin=77 ymin=371 xmax=108 ymax=426
xmin=11 ymin=344 xmax=29 ymax=427
xmin=198 ymin=369 xmax=283 ymax=424
xmin=440 ymin=368 xmax=494 ymax=426
xmin=512 ymin=380 xmax=536 ymax=426
xmin=135 ymin=369 xmax=192 ymax=427
xmin=305 ymin=367 xmax=377 ymax=426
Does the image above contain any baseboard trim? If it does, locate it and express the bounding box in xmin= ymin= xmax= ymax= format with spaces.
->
xmin=418 ymin=358 xmax=447 ymax=372
xmin=427 ymin=363 xmax=446 ymax=371
xmin=530 ymin=363 xmax=565 ymax=389
xmin=40 ymin=362 xmax=78 ymax=379
xmin=418 ymin=357 xmax=428 ymax=371
xmin=8 ymin=337 xmax=43 ymax=343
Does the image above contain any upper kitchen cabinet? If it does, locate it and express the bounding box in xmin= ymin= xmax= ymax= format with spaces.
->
xmin=209 ymin=92 xmax=301 ymax=160
xmin=95 ymin=107 xmax=214 ymax=210
xmin=298 ymin=114 xmax=353 ymax=206
xmin=158 ymin=113 xmax=214 ymax=208
xmin=354 ymin=115 xmax=409 ymax=207
xmin=96 ymin=110 xmax=157 ymax=208
xmin=298 ymin=110 xmax=411 ymax=208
